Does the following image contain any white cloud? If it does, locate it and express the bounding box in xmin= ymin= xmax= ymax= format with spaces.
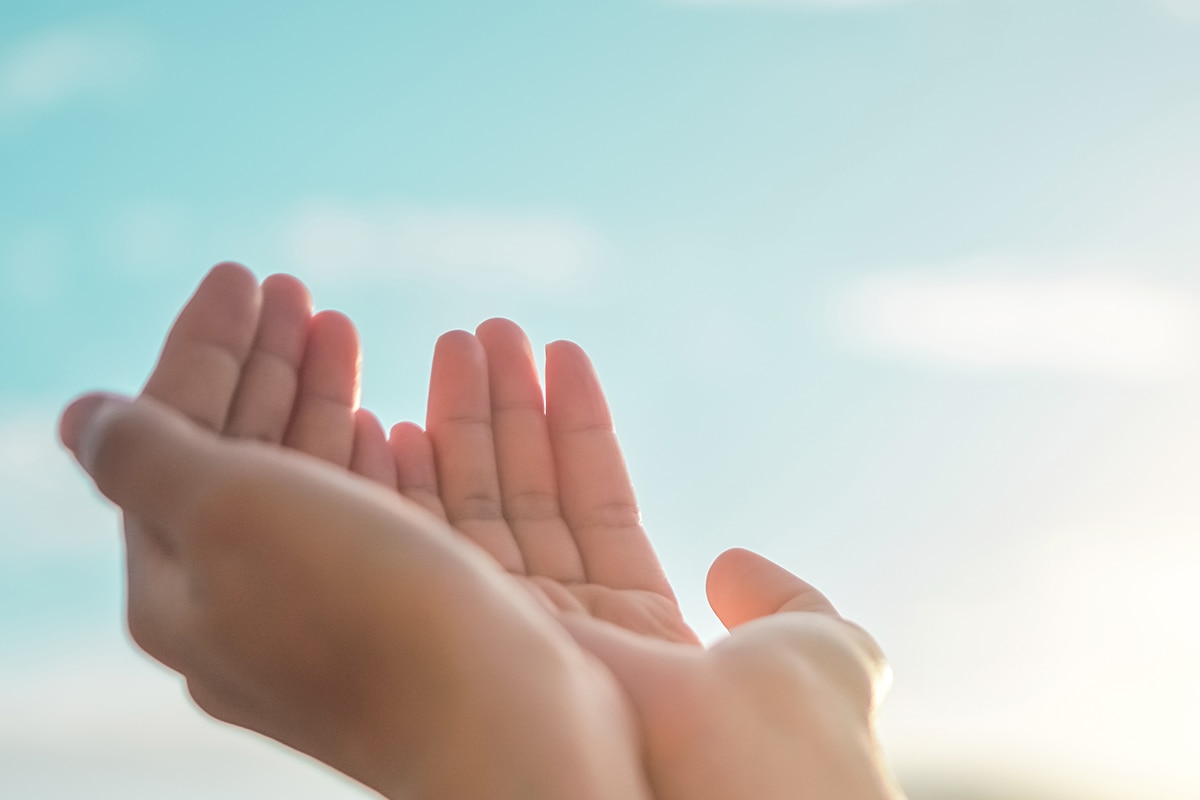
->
xmin=283 ymin=203 xmax=604 ymax=294
xmin=1156 ymin=0 xmax=1200 ymax=20
xmin=833 ymin=268 xmax=1200 ymax=381
xmin=0 ymin=25 xmax=149 ymax=117
xmin=0 ymin=409 xmax=116 ymax=556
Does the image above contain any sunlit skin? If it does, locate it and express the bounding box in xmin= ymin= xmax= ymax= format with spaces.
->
xmin=61 ymin=263 xmax=904 ymax=799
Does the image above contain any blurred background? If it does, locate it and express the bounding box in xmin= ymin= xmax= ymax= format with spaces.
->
xmin=3 ymin=0 xmax=1199 ymax=797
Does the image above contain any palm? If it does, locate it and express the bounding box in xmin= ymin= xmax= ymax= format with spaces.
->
xmin=141 ymin=266 xmax=697 ymax=645
xmin=414 ymin=320 xmax=697 ymax=644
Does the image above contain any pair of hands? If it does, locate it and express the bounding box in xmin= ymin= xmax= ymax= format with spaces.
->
xmin=61 ymin=264 xmax=902 ymax=799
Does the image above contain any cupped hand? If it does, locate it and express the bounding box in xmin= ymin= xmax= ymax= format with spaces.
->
xmin=565 ymin=548 xmax=904 ymax=800
xmin=412 ymin=320 xmax=698 ymax=644
xmin=61 ymin=392 xmax=651 ymax=800
xmin=136 ymin=264 xmax=696 ymax=645
xmin=103 ymin=263 xmax=901 ymax=798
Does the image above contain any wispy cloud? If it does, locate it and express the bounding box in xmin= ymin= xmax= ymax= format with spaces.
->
xmin=0 ymin=25 xmax=149 ymax=117
xmin=1156 ymin=0 xmax=1200 ymax=20
xmin=833 ymin=268 xmax=1200 ymax=381
xmin=282 ymin=203 xmax=604 ymax=294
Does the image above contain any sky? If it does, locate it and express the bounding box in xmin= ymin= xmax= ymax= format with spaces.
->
xmin=2 ymin=0 xmax=1200 ymax=797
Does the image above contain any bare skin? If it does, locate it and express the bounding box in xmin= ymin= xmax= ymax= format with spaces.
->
xmin=62 ymin=263 xmax=904 ymax=799
xmin=62 ymin=392 xmax=650 ymax=799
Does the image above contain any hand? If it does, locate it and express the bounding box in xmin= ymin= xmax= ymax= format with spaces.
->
xmin=65 ymin=264 xmax=653 ymax=799
xmin=96 ymin=264 xmax=901 ymax=798
xmin=138 ymin=263 xmax=697 ymax=646
xmin=416 ymin=318 xmax=905 ymax=799
xmin=565 ymin=550 xmax=904 ymax=800
xmin=138 ymin=263 xmax=392 ymax=480
xmin=61 ymin=398 xmax=650 ymax=800
xmin=414 ymin=319 xmax=698 ymax=644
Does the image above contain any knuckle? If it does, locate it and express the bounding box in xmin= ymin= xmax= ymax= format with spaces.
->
xmin=449 ymin=492 xmax=505 ymax=523
xmin=503 ymin=490 xmax=561 ymax=522
xmin=575 ymin=500 xmax=642 ymax=531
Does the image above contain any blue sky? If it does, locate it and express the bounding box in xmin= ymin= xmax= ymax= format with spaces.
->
xmin=3 ymin=1 xmax=1200 ymax=797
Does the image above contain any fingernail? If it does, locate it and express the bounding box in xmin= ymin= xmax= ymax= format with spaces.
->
xmin=60 ymin=393 xmax=127 ymax=473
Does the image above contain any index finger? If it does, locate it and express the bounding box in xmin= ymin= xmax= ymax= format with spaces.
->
xmin=141 ymin=262 xmax=262 ymax=431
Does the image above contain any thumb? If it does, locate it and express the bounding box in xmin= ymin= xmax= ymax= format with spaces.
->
xmin=705 ymin=548 xmax=839 ymax=630
xmin=59 ymin=392 xmax=218 ymax=532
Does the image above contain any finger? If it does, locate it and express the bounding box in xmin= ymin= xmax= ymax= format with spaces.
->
xmin=282 ymin=310 xmax=360 ymax=467
xmin=426 ymin=330 xmax=525 ymax=573
xmin=389 ymin=421 xmax=446 ymax=520
xmin=706 ymin=548 xmax=839 ymax=630
xmin=545 ymin=341 xmax=673 ymax=596
xmin=224 ymin=273 xmax=313 ymax=443
xmin=476 ymin=319 xmax=584 ymax=583
xmin=350 ymin=408 xmax=397 ymax=488
xmin=707 ymin=550 xmax=890 ymax=711
xmin=61 ymin=393 xmax=218 ymax=541
xmin=142 ymin=262 xmax=262 ymax=431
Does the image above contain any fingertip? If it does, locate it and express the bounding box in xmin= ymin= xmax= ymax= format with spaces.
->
xmin=704 ymin=547 xmax=756 ymax=615
xmin=387 ymin=420 xmax=443 ymax=517
xmin=706 ymin=548 xmax=838 ymax=629
xmin=429 ymin=330 xmax=487 ymax=406
xmin=59 ymin=392 xmax=130 ymax=471
xmin=261 ymin=273 xmax=313 ymax=311
xmin=706 ymin=547 xmax=756 ymax=577
xmin=352 ymin=407 xmax=397 ymax=487
xmin=475 ymin=317 xmax=525 ymax=343
xmin=475 ymin=316 xmax=516 ymax=333
xmin=356 ymin=406 xmax=381 ymax=427
xmin=305 ymin=309 xmax=362 ymax=408
xmin=206 ymin=261 xmax=257 ymax=287
xmin=388 ymin=420 xmax=426 ymax=441
xmin=545 ymin=339 xmax=584 ymax=359
xmin=435 ymin=328 xmax=479 ymax=352
xmin=544 ymin=339 xmax=610 ymax=426
xmin=389 ymin=420 xmax=435 ymax=467
xmin=310 ymin=309 xmax=358 ymax=340
xmin=60 ymin=393 xmax=99 ymax=452
xmin=545 ymin=340 xmax=598 ymax=383
xmin=353 ymin=407 xmax=386 ymax=444
xmin=705 ymin=548 xmax=769 ymax=606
